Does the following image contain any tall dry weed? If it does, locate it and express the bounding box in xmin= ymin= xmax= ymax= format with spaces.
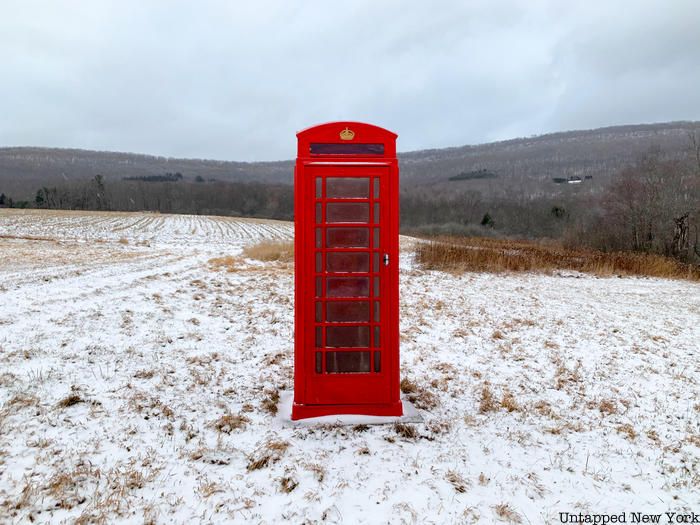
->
xmin=243 ymin=240 xmax=293 ymax=262
xmin=416 ymin=236 xmax=700 ymax=281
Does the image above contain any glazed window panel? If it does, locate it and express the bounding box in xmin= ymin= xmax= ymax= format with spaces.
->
xmin=327 ymin=228 xmax=369 ymax=248
xmin=326 ymin=301 xmax=370 ymax=322
xmin=326 ymin=252 xmax=369 ymax=273
xmin=325 ymin=351 xmax=371 ymax=373
xmin=326 ymin=203 xmax=369 ymax=223
xmin=326 ymin=326 xmax=370 ymax=348
xmin=326 ymin=178 xmax=369 ymax=199
xmin=326 ymin=277 xmax=370 ymax=297
xmin=315 ymin=351 xmax=323 ymax=373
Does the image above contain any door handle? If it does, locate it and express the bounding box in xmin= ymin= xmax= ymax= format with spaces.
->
xmin=383 ymin=253 xmax=389 ymax=266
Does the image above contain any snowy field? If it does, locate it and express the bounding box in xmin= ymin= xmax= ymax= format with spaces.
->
xmin=0 ymin=209 xmax=698 ymax=524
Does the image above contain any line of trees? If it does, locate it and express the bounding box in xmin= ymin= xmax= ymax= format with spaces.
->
xmin=30 ymin=175 xmax=293 ymax=220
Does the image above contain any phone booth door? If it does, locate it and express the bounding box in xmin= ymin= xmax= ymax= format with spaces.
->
xmin=293 ymin=122 xmax=401 ymax=419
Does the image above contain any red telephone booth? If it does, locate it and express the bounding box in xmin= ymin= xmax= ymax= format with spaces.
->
xmin=292 ymin=122 xmax=402 ymax=419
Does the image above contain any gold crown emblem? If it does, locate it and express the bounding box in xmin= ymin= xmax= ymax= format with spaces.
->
xmin=339 ymin=127 xmax=355 ymax=140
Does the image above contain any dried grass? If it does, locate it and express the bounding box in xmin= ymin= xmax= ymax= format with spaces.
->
xmin=401 ymin=378 xmax=439 ymax=410
xmin=617 ymin=423 xmax=637 ymax=440
xmin=478 ymin=384 xmax=497 ymax=414
xmin=57 ymin=394 xmax=83 ymax=408
xmin=247 ymin=440 xmax=290 ymax=471
xmin=243 ymin=240 xmax=294 ymax=262
xmin=211 ymin=413 xmax=250 ymax=433
xmin=598 ymin=399 xmax=617 ymax=415
xmin=279 ymin=476 xmax=299 ymax=493
xmin=208 ymin=255 xmax=242 ymax=272
xmin=400 ymin=377 xmax=418 ymax=394
xmin=500 ymin=390 xmax=520 ymax=412
xmin=492 ymin=503 xmax=522 ymax=523
xmin=446 ymin=470 xmax=469 ymax=493
xmin=416 ymin=237 xmax=700 ymax=281
xmin=394 ymin=423 xmax=417 ymax=439
xmin=261 ymin=389 xmax=280 ymax=415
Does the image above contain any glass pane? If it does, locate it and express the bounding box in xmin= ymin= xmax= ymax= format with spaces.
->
xmin=315 ymin=277 xmax=322 ymax=297
xmin=374 ymin=326 xmax=381 ymax=347
xmin=327 ymin=277 xmax=370 ymax=297
xmin=374 ymin=301 xmax=380 ymax=322
xmin=327 ymin=178 xmax=369 ymax=199
xmin=315 ymin=228 xmax=322 ymax=248
xmin=373 ymin=252 xmax=379 ymax=272
xmin=326 ymin=351 xmax=371 ymax=373
xmin=326 ymin=252 xmax=369 ymax=273
xmin=326 ymin=203 xmax=369 ymax=223
xmin=327 ymin=228 xmax=369 ymax=248
xmin=373 ymin=228 xmax=380 ymax=248
xmin=373 ymin=178 xmax=380 ymax=198
xmin=315 ymin=327 xmax=322 ymax=347
xmin=315 ymin=351 xmax=322 ymax=373
xmin=326 ymin=327 xmax=370 ymax=348
xmin=373 ymin=277 xmax=379 ymax=297
xmin=327 ymin=301 xmax=370 ymax=322
xmin=373 ymin=351 xmax=381 ymax=372
xmin=315 ymin=301 xmax=322 ymax=322
xmin=316 ymin=203 xmax=322 ymax=223
xmin=315 ymin=252 xmax=322 ymax=272
xmin=374 ymin=203 xmax=380 ymax=223
xmin=316 ymin=178 xmax=322 ymax=198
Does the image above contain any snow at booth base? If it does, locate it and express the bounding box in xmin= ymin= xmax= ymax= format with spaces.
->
xmin=0 ymin=209 xmax=698 ymax=524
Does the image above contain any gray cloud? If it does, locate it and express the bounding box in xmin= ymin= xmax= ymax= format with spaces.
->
xmin=1 ymin=0 xmax=699 ymax=161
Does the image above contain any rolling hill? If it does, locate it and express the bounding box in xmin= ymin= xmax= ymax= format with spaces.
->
xmin=1 ymin=121 xmax=699 ymax=201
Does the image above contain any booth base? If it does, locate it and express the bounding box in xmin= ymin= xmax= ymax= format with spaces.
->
xmin=278 ymin=391 xmax=423 ymax=426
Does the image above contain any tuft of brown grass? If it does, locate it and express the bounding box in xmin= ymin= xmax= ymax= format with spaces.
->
xmin=261 ymin=389 xmax=280 ymax=415
xmin=446 ymin=470 xmax=469 ymax=493
xmin=598 ymin=399 xmax=617 ymax=415
xmin=500 ymin=390 xmax=520 ymax=412
xmin=57 ymin=394 xmax=83 ymax=408
xmin=279 ymin=476 xmax=299 ymax=493
xmin=394 ymin=423 xmax=418 ymax=439
xmin=401 ymin=378 xmax=439 ymax=410
xmin=304 ymin=463 xmax=326 ymax=482
xmin=247 ymin=440 xmax=290 ymax=471
xmin=400 ymin=377 xmax=418 ymax=394
xmin=243 ymin=240 xmax=294 ymax=262
xmin=492 ymin=503 xmax=522 ymax=524
xmin=416 ymin=236 xmax=700 ymax=281
xmin=478 ymin=384 xmax=497 ymax=414
xmin=212 ymin=413 xmax=250 ymax=433
xmin=617 ymin=423 xmax=637 ymax=440
xmin=208 ymin=255 xmax=242 ymax=272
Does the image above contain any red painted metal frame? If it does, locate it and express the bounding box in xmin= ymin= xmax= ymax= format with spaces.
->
xmin=293 ymin=122 xmax=402 ymax=419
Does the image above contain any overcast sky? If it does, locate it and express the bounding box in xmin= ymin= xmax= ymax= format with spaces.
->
xmin=1 ymin=0 xmax=699 ymax=161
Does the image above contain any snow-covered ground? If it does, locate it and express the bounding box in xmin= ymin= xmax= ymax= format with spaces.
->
xmin=0 ymin=209 xmax=698 ymax=524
